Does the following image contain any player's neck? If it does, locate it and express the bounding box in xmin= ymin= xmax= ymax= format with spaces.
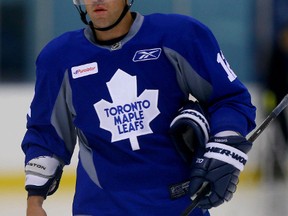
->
xmin=95 ymin=12 xmax=134 ymax=42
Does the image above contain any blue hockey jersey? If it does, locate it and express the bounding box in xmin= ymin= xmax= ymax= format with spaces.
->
xmin=22 ymin=12 xmax=256 ymax=216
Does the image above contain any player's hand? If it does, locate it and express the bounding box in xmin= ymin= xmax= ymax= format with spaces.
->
xmin=189 ymin=135 xmax=252 ymax=209
xmin=26 ymin=196 xmax=47 ymax=216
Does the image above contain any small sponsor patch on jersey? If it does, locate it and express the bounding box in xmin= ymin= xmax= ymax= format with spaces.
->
xmin=71 ymin=62 xmax=98 ymax=79
xmin=169 ymin=180 xmax=190 ymax=199
xmin=133 ymin=48 xmax=162 ymax=62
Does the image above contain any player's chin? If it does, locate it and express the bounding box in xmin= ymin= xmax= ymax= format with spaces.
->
xmin=92 ymin=19 xmax=111 ymax=28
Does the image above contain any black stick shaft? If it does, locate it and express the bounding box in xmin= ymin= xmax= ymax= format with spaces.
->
xmin=181 ymin=94 xmax=288 ymax=216
xmin=248 ymin=94 xmax=288 ymax=142
xmin=181 ymin=183 xmax=210 ymax=216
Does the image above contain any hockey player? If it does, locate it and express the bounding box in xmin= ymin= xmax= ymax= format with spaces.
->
xmin=22 ymin=0 xmax=256 ymax=215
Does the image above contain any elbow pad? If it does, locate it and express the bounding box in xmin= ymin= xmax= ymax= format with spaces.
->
xmin=25 ymin=156 xmax=63 ymax=199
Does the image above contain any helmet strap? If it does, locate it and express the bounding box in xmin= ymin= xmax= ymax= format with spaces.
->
xmin=74 ymin=5 xmax=88 ymax=25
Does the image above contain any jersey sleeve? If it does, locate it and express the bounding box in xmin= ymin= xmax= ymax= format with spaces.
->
xmin=21 ymin=41 xmax=77 ymax=165
xmin=165 ymin=16 xmax=256 ymax=136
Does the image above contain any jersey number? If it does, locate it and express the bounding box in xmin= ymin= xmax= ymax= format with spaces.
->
xmin=217 ymin=52 xmax=237 ymax=82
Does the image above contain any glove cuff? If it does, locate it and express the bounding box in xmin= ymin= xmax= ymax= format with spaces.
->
xmin=204 ymin=142 xmax=248 ymax=171
xmin=25 ymin=156 xmax=63 ymax=198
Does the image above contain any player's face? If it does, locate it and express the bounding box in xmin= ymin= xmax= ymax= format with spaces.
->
xmin=84 ymin=0 xmax=126 ymax=29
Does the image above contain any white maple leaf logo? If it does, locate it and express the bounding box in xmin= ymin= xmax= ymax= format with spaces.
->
xmin=94 ymin=69 xmax=160 ymax=151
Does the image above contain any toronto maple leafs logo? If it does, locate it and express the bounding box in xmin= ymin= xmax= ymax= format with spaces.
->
xmin=94 ymin=69 xmax=160 ymax=151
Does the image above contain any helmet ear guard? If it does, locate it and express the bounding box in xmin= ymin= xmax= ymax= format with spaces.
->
xmin=73 ymin=0 xmax=80 ymax=4
xmin=169 ymin=100 xmax=210 ymax=163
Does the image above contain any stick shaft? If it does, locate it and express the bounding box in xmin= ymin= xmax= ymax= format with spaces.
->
xmin=248 ymin=94 xmax=288 ymax=142
xmin=182 ymin=94 xmax=288 ymax=216
xmin=181 ymin=183 xmax=210 ymax=216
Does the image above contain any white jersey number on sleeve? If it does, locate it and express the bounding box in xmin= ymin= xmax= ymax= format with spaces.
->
xmin=217 ymin=51 xmax=237 ymax=82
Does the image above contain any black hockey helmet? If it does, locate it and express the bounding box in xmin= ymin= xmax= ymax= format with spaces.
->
xmin=73 ymin=0 xmax=135 ymax=31
xmin=170 ymin=100 xmax=210 ymax=163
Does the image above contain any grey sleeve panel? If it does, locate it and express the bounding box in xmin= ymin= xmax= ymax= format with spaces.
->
xmin=77 ymin=129 xmax=102 ymax=189
xmin=50 ymin=70 xmax=101 ymax=187
xmin=51 ymin=70 xmax=77 ymax=155
xmin=163 ymin=47 xmax=212 ymax=102
xmin=51 ymin=70 xmax=102 ymax=187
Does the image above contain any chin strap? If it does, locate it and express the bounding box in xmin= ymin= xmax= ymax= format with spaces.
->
xmin=74 ymin=4 xmax=88 ymax=25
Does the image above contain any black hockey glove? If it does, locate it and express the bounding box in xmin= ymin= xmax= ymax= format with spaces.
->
xmin=169 ymin=100 xmax=210 ymax=163
xmin=189 ymin=135 xmax=252 ymax=209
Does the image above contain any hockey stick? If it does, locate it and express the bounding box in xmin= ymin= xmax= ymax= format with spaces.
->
xmin=181 ymin=93 xmax=288 ymax=216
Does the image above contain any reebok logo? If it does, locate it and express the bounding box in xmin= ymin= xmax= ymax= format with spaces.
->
xmin=71 ymin=62 xmax=98 ymax=79
xmin=133 ymin=48 xmax=162 ymax=62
